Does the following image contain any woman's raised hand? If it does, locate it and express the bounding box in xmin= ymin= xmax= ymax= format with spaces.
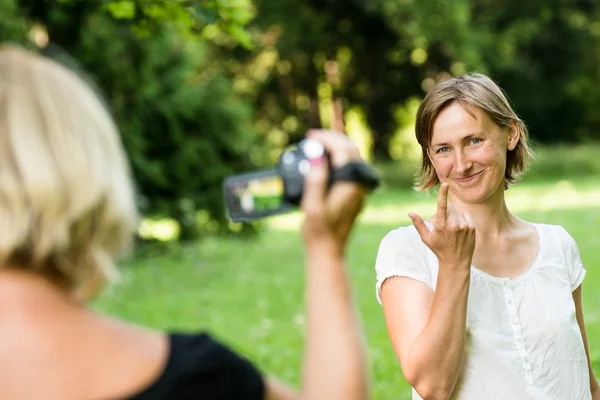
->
xmin=409 ymin=182 xmax=476 ymax=269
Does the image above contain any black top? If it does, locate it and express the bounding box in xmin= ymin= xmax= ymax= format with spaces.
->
xmin=127 ymin=332 xmax=265 ymax=400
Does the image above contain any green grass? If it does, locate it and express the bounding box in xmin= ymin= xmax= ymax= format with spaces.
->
xmin=94 ymin=174 xmax=600 ymax=399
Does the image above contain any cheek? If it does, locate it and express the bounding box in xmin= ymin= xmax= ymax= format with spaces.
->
xmin=431 ymin=158 xmax=452 ymax=176
xmin=474 ymin=144 xmax=505 ymax=166
xmin=491 ymin=148 xmax=508 ymax=168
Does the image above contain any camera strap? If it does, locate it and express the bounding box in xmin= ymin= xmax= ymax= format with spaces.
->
xmin=331 ymin=162 xmax=381 ymax=191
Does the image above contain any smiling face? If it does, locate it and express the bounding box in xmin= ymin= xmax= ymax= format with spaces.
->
xmin=414 ymin=73 xmax=535 ymax=193
xmin=429 ymin=101 xmax=520 ymax=204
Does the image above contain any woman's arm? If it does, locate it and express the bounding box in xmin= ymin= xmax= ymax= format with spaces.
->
xmin=573 ymin=284 xmax=600 ymax=399
xmin=381 ymin=183 xmax=475 ymax=399
xmin=382 ymin=266 xmax=470 ymax=399
xmin=264 ymin=252 xmax=367 ymax=400
xmin=264 ymin=130 xmax=370 ymax=400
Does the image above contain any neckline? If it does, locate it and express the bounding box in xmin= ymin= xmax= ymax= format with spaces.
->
xmin=423 ymin=221 xmax=543 ymax=286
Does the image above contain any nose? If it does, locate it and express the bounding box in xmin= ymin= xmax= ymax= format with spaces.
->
xmin=455 ymin=150 xmax=472 ymax=175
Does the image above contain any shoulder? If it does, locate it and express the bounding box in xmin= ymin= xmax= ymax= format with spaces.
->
xmin=374 ymin=224 xmax=437 ymax=295
xmin=533 ymin=222 xmax=584 ymax=268
xmin=129 ymin=332 xmax=265 ymax=400
xmin=377 ymin=224 xmax=425 ymax=252
xmin=533 ymin=222 xmax=578 ymax=248
xmin=534 ymin=221 xmax=572 ymax=237
xmin=375 ymin=223 xmax=433 ymax=262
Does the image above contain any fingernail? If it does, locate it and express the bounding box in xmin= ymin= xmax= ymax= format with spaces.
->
xmin=310 ymin=155 xmax=325 ymax=167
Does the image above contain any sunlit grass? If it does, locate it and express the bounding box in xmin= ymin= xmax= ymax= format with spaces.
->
xmin=95 ymin=174 xmax=600 ymax=400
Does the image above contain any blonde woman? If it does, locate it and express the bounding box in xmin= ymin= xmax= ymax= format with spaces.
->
xmin=375 ymin=73 xmax=599 ymax=399
xmin=0 ymin=45 xmax=370 ymax=400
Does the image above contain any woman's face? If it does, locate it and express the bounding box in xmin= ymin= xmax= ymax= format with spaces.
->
xmin=428 ymin=101 xmax=519 ymax=204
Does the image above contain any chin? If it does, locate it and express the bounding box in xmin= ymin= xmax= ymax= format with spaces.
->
xmin=454 ymin=191 xmax=489 ymax=204
xmin=451 ymin=182 xmax=503 ymax=204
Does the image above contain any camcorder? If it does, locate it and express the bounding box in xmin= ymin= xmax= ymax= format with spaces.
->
xmin=222 ymin=138 xmax=381 ymax=222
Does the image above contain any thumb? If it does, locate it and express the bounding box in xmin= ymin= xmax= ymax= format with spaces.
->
xmin=300 ymin=154 xmax=328 ymax=214
xmin=409 ymin=212 xmax=429 ymax=242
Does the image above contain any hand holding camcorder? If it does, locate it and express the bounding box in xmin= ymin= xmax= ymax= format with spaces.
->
xmin=223 ymin=131 xmax=380 ymax=222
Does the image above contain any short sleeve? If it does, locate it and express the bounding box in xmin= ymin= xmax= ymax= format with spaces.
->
xmin=129 ymin=332 xmax=265 ymax=400
xmin=375 ymin=226 xmax=434 ymax=305
xmin=557 ymin=226 xmax=587 ymax=291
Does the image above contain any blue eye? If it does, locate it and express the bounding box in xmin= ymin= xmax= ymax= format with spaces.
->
xmin=436 ymin=147 xmax=449 ymax=154
xmin=470 ymin=138 xmax=481 ymax=145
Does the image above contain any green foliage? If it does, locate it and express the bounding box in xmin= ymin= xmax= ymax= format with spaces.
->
xmin=74 ymin=14 xmax=262 ymax=239
xmin=241 ymin=0 xmax=600 ymax=164
xmin=104 ymin=1 xmax=136 ymax=19
xmin=102 ymin=0 xmax=256 ymax=48
xmin=248 ymin=0 xmax=426 ymax=160
xmin=4 ymin=0 xmax=264 ymax=240
xmin=6 ymin=0 xmax=600 ymax=241
xmin=0 ymin=0 xmax=29 ymax=44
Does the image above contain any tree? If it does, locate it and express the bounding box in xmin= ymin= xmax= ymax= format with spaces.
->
xmin=3 ymin=0 xmax=264 ymax=240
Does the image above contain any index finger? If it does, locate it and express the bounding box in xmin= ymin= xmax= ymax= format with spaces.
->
xmin=435 ymin=182 xmax=449 ymax=227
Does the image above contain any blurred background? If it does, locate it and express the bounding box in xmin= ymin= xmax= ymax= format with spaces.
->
xmin=2 ymin=0 xmax=600 ymax=398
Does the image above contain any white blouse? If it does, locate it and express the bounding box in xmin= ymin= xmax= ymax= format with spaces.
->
xmin=375 ymin=222 xmax=591 ymax=400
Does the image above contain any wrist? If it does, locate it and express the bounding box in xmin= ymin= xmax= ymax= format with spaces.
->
xmin=305 ymin=250 xmax=347 ymax=281
xmin=305 ymin=234 xmax=343 ymax=252
xmin=305 ymin=240 xmax=345 ymax=262
xmin=437 ymin=262 xmax=471 ymax=279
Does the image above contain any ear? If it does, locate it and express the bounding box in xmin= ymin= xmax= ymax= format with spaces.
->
xmin=507 ymin=121 xmax=520 ymax=151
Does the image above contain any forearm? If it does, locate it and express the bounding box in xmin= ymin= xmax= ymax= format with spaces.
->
xmin=301 ymin=247 xmax=368 ymax=400
xmin=591 ymin=379 xmax=600 ymax=400
xmin=407 ymin=267 xmax=470 ymax=398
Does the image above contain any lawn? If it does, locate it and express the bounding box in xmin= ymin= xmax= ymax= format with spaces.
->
xmin=94 ymin=174 xmax=600 ymax=400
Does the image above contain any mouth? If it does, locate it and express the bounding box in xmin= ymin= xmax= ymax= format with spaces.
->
xmin=453 ymin=171 xmax=483 ymax=183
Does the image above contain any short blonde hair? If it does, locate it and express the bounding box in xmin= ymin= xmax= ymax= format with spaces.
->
xmin=0 ymin=45 xmax=137 ymax=299
xmin=414 ymin=73 xmax=535 ymax=191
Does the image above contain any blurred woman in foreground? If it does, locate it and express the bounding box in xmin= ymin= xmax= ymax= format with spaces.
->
xmin=0 ymin=44 xmax=370 ymax=400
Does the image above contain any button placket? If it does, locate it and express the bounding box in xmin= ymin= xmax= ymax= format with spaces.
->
xmin=502 ymin=279 xmax=534 ymax=385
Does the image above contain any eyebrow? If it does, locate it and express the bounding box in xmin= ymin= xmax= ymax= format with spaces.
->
xmin=430 ymin=132 xmax=485 ymax=148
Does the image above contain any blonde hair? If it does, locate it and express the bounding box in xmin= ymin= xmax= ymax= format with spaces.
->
xmin=414 ymin=73 xmax=535 ymax=191
xmin=0 ymin=45 xmax=138 ymax=300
